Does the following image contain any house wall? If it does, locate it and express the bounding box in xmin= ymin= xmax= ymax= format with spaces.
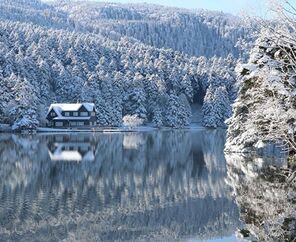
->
xmin=47 ymin=120 xmax=97 ymax=128
xmin=47 ymin=110 xmax=58 ymax=121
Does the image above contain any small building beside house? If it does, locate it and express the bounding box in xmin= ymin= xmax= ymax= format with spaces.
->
xmin=46 ymin=103 xmax=97 ymax=128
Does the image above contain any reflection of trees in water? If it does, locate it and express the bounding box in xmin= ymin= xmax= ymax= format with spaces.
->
xmin=226 ymin=154 xmax=296 ymax=242
xmin=0 ymin=131 xmax=239 ymax=242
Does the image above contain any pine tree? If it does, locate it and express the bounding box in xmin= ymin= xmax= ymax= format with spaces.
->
xmin=152 ymin=105 xmax=163 ymax=127
xmin=11 ymin=76 xmax=39 ymax=130
xmin=123 ymin=88 xmax=147 ymax=121
xmin=164 ymin=93 xmax=190 ymax=127
xmin=202 ymin=84 xmax=231 ymax=128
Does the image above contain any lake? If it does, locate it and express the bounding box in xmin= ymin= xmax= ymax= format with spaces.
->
xmin=0 ymin=130 xmax=292 ymax=242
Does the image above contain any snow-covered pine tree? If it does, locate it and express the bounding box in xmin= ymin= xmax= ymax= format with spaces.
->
xmin=164 ymin=92 xmax=191 ymax=127
xmin=152 ymin=105 xmax=163 ymax=127
xmin=202 ymin=84 xmax=232 ymax=128
xmin=226 ymin=2 xmax=296 ymax=154
xmin=123 ymin=88 xmax=147 ymax=121
xmin=11 ymin=76 xmax=39 ymax=130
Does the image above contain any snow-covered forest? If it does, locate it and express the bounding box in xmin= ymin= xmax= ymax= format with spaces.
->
xmin=0 ymin=0 xmax=256 ymax=129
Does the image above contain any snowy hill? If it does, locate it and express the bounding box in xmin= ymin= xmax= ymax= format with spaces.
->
xmin=0 ymin=0 xmax=257 ymax=129
xmin=0 ymin=0 xmax=74 ymax=29
xmin=55 ymin=1 xmax=255 ymax=58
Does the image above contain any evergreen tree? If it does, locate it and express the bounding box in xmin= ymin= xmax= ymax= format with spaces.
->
xmin=152 ymin=105 xmax=163 ymax=127
xmin=123 ymin=88 xmax=147 ymax=121
xmin=202 ymin=85 xmax=232 ymax=128
xmin=11 ymin=77 xmax=39 ymax=130
xmin=164 ymin=93 xmax=190 ymax=127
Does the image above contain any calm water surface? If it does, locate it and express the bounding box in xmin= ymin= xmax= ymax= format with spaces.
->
xmin=0 ymin=130 xmax=243 ymax=242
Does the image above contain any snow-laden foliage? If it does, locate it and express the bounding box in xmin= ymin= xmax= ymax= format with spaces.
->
xmin=0 ymin=0 xmax=250 ymax=129
xmin=202 ymin=85 xmax=232 ymax=128
xmin=123 ymin=114 xmax=144 ymax=128
xmin=226 ymin=27 xmax=296 ymax=154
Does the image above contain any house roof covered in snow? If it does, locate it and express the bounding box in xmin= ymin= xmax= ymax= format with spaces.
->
xmin=47 ymin=103 xmax=95 ymax=117
xmin=53 ymin=117 xmax=91 ymax=121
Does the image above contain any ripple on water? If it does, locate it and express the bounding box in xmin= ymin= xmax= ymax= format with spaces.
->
xmin=0 ymin=131 xmax=241 ymax=242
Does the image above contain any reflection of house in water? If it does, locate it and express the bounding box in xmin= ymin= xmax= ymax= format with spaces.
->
xmin=47 ymin=135 xmax=95 ymax=162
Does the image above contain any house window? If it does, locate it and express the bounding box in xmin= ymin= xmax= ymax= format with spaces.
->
xmin=77 ymin=122 xmax=85 ymax=126
xmin=55 ymin=122 xmax=63 ymax=127
xmin=80 ymin=112 xmax=88 ymax=117
xmin=70 ymin=122 xmax=77 ymax=126
xmin=91 ymin=112 xmax=96 ymax=117
xmin=90 ymin=122 xmax=96 ymax=126
xmin=73 ymin=112 xmax=78 ymax=117
xmin=56 ymin=136 xmax=63 ymax=142
xmin=65 ymin=112 xmax=70 ymax=117
xmin=51 ymin=112 xmax=56 ymax=117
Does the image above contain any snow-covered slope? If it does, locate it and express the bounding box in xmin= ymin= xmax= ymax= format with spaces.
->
xmin=55 ymin=1 xmax=255 ymax=58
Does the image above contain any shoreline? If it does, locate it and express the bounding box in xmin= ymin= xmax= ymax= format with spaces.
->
xmin=0 ymin=124 xmax=206 ymax=134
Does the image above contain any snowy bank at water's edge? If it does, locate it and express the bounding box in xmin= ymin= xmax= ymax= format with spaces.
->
xmin=2 ymin=122 xmax=206 ymax=134
xmin=225 ymin=139 xmax=289 ymax=159
xmin=0 ymin=124 xmax=12 ymax=132
xmin=37 ymin=124 xmax=206 ymax=133
xmin=37 ymin=126 xmax=157 ymax=133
